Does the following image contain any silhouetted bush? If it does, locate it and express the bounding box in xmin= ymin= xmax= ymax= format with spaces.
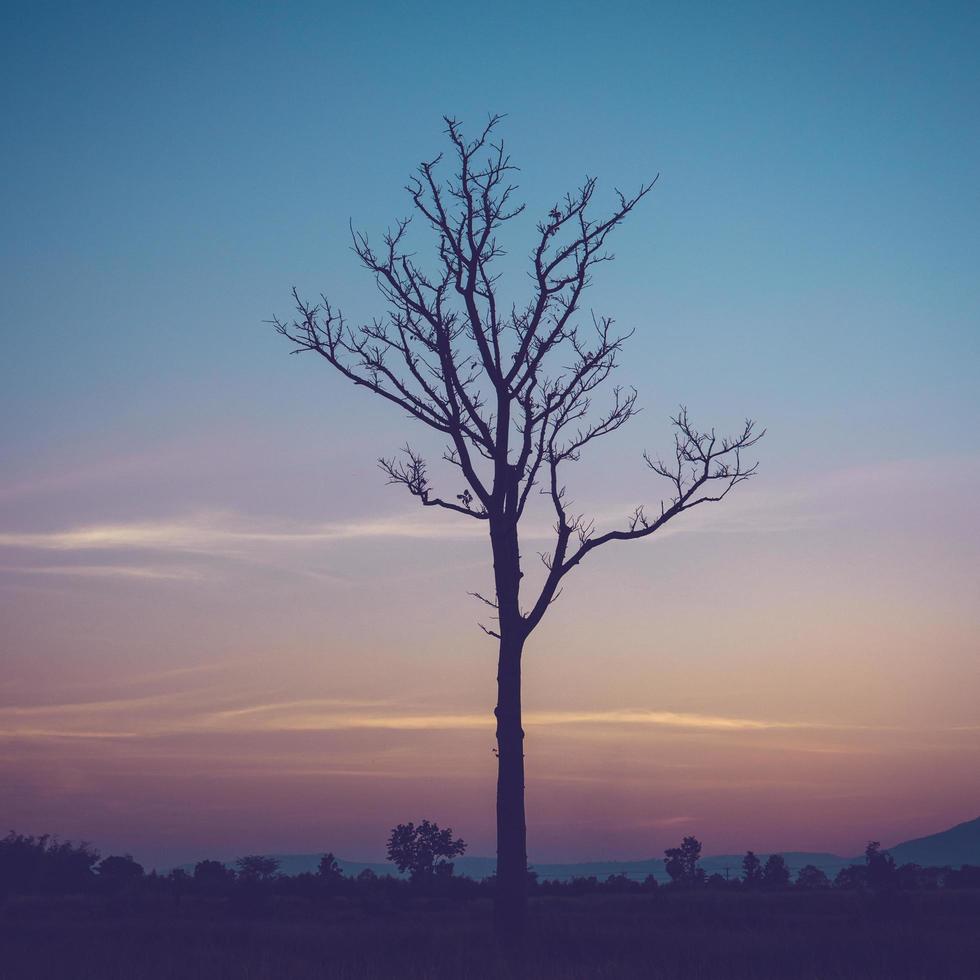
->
xmin=795 ymin=864 xmax=831 ymax=889
xmin=97 ymin=855 xmax=144 ymax=881
xmin=944 ymin=865 xmax=980 ymax=889
xmin=191 ymin=858 xmax=235 ymax=898
xmin=603 ymin=873 xmax=641 ymax=893
xmin=0 ymin=832 xmax=99 ymax=897
xmin=834 ymin=864 xmax=868 ymax=890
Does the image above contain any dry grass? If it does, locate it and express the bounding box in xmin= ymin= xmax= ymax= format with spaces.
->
xmin=2 ymin=890 xmax=978 ymax=979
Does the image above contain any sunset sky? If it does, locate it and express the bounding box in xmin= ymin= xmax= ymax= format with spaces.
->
xmin=2 ymin=1 xmax=979 ymax=869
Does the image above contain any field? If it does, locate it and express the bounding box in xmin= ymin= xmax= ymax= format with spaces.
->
xmin=2 ymin=890 xmax=979 ymax=979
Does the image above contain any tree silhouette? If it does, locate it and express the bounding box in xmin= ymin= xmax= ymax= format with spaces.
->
xmin=865 ymin=840 xmax=897 ymax=893
xmin=833 ymin=864 xmax=867 ymax=890
xmin=386 ymin=820 xmax=466 ymax=883
xmin=0 ymin=832 xmax=99 ymax=897
xmin=741 ymin=850 xmax=763 ymax=888
xmin=193 ymin=858 xmax=236 ymax=896
xmin=664 ymin=836 xmax=705 ymax=886
xmin=194 ymin=858 xmax=234 ymax=882
xmin=795 ymin=864 xmax=831 ymax=889
xmin=96 ymin=854 xmax=144 ymax=881
xmin=274 ymin=115 xmax=763 ymax=945
xmin=234 ymin=855 xmax=280 ymax=882
xmin=762 ymin=853 xmax=791 ymax=889
xmin=316 ymin=852 xmax=343 ymax=882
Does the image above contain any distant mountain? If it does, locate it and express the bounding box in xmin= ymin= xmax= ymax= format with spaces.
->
xmin=170 ymin=815 xmax=980 ymax=881
xmin=887 ymin=816 xmax=980 ymax=868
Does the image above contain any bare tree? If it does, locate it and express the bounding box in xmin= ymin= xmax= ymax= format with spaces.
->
xmin=273 ymin=115 xmax=762 ymax=946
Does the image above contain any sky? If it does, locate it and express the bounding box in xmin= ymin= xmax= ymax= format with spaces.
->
xmin=1 ymin=0 xmax=979 ymax=869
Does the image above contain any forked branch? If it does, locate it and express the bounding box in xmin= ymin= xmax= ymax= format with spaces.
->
xmin=525 ymin=409 xmax=764 ymax=629
xmin=379 ymin=446 xmax=489 ymax=519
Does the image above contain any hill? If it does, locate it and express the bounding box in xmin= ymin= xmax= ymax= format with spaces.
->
xmin=888 ymin=815 xmax=980 ymax=868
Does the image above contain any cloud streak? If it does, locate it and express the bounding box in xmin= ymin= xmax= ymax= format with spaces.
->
xmin=0 ymin=456 xmax=859 ymax=561
xmin=11 ymin=454 xmax=960 ymax=589
xmin=0 ymin=692 xmax=869 ymax=742
xmin=0 ymin=564 xmax=205 ymax=581
xmin=0 ymin=513 xmax=488 ymax=553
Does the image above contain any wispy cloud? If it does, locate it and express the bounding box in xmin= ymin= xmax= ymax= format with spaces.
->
xmin=205 ymin=697 xmax=399 ymax=720
xmin=0 ymin=692 xmax=864 ymax=742
xmin=0 ymin=512 xmax=487 ymax=554
xmin=7 ymin=455 xmax=976 ymax=574
xmin=525 ymin=709 xmax=822 ymax=731
xmin=0 ymin=564 xmax=205 ymax=581
xmin=0 ymin=689 xmax=229 ymax=718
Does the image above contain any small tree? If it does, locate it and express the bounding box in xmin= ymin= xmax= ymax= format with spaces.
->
xmin=194 ymin=858 xmax=234 ymax=882
xmin=833 ymin=864 xmax=867 ymax=890
xmin=664 ymin=836 xmax=705 ymax=886
xmin=193 ymin=858 xmax=235 ymax=895
xmin=96 ymin=854 xmax=144 ymax=881
xmin=386 ymin=820 xmax=466 ymax=883
xmin=795 ymin=864 xmax=830 ymax=889
xmin=762 ymin=854 xmax=791 ymax=889
xmin=275 ymin=116 xmax=762 ymax=943
xmin=234 ymin=854 xmax=280 ymax=882
xmin=865 ymin=841 xmax=896 ymax=893
xmin=896 ymin=862 xmax=938 ymax=891
xmin=741 ymin=850 xmax=763 ymax=888
xmin=317 ymin=852 xmax=343 ymax=881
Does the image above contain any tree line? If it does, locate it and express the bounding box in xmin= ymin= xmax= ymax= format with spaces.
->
xmin=657 ymin=835 xmax=980 ymax=892
xmin=3 ymin=826 xmax=978 ymax=904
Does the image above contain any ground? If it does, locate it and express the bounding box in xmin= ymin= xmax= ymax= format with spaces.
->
xmin=2 ymin=890 xmax=978 ymax=979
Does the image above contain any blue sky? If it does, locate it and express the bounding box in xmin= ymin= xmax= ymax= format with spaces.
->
xmin=4 ymin=0 xmax=978 ymax=469
xmin=2 ymin=1 xmax=979 ymax=864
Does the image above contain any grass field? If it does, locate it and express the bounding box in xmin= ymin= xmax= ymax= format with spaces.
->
xmin=2 ymin=890 xmax=979 ymax=979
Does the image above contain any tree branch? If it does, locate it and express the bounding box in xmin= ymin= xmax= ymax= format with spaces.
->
xmin=379 ymin=446 xmax=489 ymax=519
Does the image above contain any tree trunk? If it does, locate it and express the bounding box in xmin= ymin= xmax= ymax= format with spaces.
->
xmin=489 ymin=512 xmax=528 ymax=951
xmin=490 ymin=511 xmax=527 ymax=958
xmin=494 ymin=629 xmax=526 ymax=949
